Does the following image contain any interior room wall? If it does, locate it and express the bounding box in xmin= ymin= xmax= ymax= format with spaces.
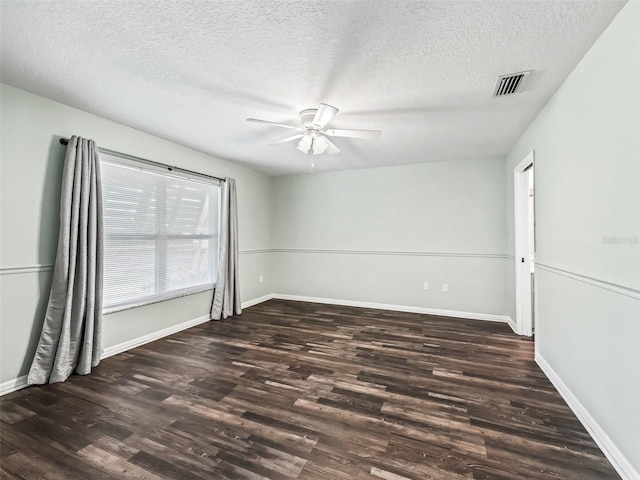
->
xmin=504 ymin=1 xmax=640 ymax=474
xmin=270 ymin=157 xmax=509 ymax=319
xmin=0 ymin=84 xmax=273 ymax=388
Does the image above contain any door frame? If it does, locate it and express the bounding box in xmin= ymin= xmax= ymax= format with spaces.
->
xmin=514 ymin=151 xmax=534 ymax=336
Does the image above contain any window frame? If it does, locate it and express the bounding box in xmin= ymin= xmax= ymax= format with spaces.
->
xmin=99 ymin=153 xmax=221 ymax=314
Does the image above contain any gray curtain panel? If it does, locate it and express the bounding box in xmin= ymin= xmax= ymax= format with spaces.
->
xmin=210 ymin=178 xmax=241 ymax=320
xmin=27 ymin=136 xmax=104 ymax=385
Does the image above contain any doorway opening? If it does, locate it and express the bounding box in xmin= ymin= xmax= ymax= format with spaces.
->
xmin=514 ymin=151 xmax=535 ymax=336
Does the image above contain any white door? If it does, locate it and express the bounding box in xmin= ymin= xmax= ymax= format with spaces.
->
xmin=514 ymin=151 xmax=535 ymax=336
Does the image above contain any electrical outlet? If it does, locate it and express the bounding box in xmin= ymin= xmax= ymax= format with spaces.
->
xmin=442 ymin=283 xmax=448 ymax=292
xmin=259 ymin=275 xmax=263 ymax=283
xmin=423 ymin=282 xmax=429 ymax=291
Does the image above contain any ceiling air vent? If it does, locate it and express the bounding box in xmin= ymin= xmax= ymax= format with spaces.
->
xmin=493 ymin=70 xmax=532 ymax=97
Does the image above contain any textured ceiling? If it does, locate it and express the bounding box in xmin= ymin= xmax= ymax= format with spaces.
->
xmin=0 ymin=0 xmax=626 ymax=175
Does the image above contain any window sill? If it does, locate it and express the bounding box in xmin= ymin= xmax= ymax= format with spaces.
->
xmin=103 ymin=284 xmax=214 ymax=315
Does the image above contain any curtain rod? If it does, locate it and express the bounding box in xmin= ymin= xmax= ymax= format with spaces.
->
xmin=59 ymin=137 xmax=225 ymax=183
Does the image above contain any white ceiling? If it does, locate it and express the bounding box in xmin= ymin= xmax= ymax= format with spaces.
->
xmin=0 ymin=1 xmax=625 ymax=176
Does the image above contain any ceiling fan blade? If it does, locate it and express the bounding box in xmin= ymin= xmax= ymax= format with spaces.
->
xmin=246 ymin=118 xmax=302 ymax=130
xmin=270 ymin=134 xmax=304 ymax=146
xmin=324 ymin=137 xmax=341 ymax=155
xmin=324 ymin=128 xmax=381 ymax=139
xmin=312 ymin=103 xmax=339 ymax=128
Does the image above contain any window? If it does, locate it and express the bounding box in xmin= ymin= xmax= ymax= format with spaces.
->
xmin=100 ymin=154 xmax=220 ymax=312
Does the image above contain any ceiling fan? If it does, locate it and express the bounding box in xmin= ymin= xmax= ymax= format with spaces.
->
xmin=246 ymin=104 xmax=381 ymax=155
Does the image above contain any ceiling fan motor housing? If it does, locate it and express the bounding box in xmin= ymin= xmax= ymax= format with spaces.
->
xmin=299 ymin=109 xmax=319 ymax=128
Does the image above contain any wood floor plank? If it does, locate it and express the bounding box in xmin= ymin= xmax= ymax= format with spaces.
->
xmin=0 ymin=299 xmax=620 ymax=479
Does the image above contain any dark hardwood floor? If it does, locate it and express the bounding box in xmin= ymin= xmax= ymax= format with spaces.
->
xmin=1 ymin=299 xmax=619 ymax=479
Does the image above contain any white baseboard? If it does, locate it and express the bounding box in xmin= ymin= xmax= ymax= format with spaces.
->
xmin=101 ymin=314 xmax=210 ymax=359
xmin=102 ymin=293 xmax=276 ymax=359
xmin=271 ymin=293 xmax=515 ymax=329
xmin=535 ymin=353 xmax=638 ymax=480
xmin=241 ymin=294 xmax=274 ymax=309
xmin=0 ymin=375 xmax=28 ymax=396
xmin=102 ymin=294 xmax=277 ymax=358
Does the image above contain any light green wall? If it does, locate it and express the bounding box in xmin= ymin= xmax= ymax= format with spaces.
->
xmin=505 ymin=1 xmax=640 ymax=472
xmin=271 ymin=158 xmax=508 ymax=316
xmin=0 ymin=84 xmax=273 ymax=385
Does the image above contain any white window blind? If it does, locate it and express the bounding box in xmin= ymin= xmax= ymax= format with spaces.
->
xmin=100 ymin=155 xmax=220 ymax=312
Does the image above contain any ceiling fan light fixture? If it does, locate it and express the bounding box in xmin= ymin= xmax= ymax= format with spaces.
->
xmin=312 ymin=135 xmax=329 ymax=154
xmin=297 ymin=134 xmax=312 ymax=153
xmin=248 ymin=103 xmax=380 ymax=156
